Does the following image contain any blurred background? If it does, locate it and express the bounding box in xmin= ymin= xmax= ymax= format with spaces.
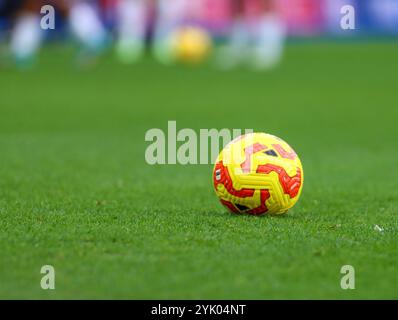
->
xmin=1 ymin=0 xmax=397 ymax=69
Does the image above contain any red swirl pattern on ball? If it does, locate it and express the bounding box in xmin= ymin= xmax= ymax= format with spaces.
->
xmin=256 ymin=164 xmax=302 ymax=198
xmin=247 ymin=189 xmax=270 ymax=215
xmin=213 ymin=161 xmax=270 ymax=215
xmin=213 ymin=161 xmax=255 ymax=198
xmin=219 ymin=199 xmax=240 ymax=213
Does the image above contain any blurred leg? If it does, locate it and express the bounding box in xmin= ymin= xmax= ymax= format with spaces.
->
xmin=10 ymin=0 xmax=43 ymax=67
xmin=115 ymin=0 xmax=147 ymax=64
xmin=152 ymin=0 xmax=187 ymax=64
xmin=216 ymin=0 xmax=249 ymax=69
xmin=250 ymin=0 xmax=286 ymax=70
xmin=68 ymin=1 xmax=107 ymax=54
xmin=229 ymin=0 xmax=249 ymax=60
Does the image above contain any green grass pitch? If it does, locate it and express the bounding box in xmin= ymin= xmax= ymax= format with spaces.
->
xmin=0 ymin=42 xmax=397 ymax=299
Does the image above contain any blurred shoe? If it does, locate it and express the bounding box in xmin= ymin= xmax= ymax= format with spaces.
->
xmin=75 ymin=35 xmax=109 ymax=69
xmin=153 ymin=36 xmax=175 ymax=65
xmin=14 ymin=54 xmax=36 ymax=70
xmin=115 ymin=40 xmax=144 ymax=64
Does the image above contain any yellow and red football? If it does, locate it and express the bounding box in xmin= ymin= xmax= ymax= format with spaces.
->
xmin=213 ymin=132 xmax=304 ymax=215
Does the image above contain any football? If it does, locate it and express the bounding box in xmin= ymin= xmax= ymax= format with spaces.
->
xmin=170 ymin=26 xmax=212 ymax=64
xmin=213 ymin=132 xmax=304 ymax=215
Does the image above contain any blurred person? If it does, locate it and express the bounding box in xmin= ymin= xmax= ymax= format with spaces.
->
xmin=3 ymin=0 xmax=43 ymax=66
xmin=68 ymin=0 xmax=109 ymax=64
xmin=152 ymin=0 xmax=188 ymax=64
xmin=7 ymin=0 xmax=108 ymax=67
xmin=114 ymin=0 xmax=148 ymax=64
xmin=218 ymin=0 xmax=286 ymax=70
